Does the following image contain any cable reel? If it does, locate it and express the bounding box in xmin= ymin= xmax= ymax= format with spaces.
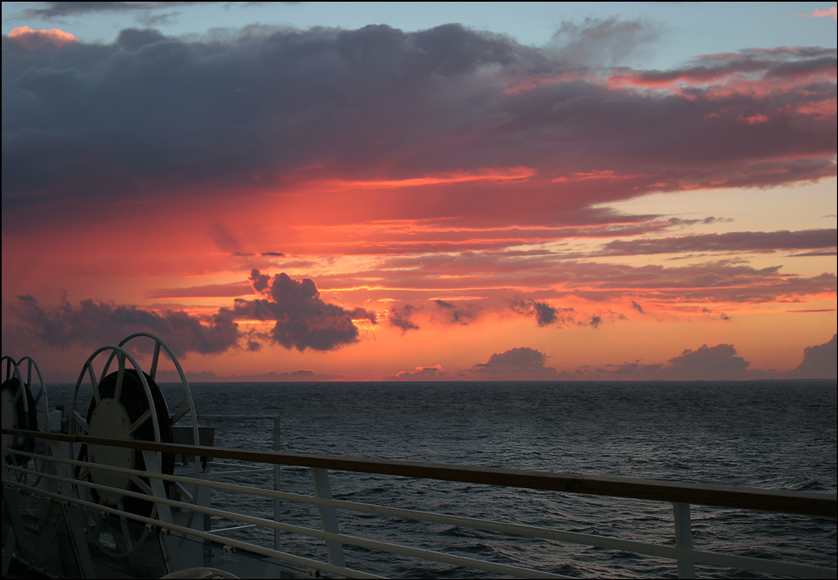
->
xmin=1 ymin=355 xmax=48 ymax=484
xmin=68 ymin=333 xmax=200 ymax=559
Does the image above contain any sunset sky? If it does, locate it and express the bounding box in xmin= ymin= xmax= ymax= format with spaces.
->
xmin=2 ymin=2 xmax=836 ymax=382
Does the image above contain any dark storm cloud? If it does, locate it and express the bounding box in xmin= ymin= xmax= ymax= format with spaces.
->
xmin=13 ymin=294 xmax=240 ymax=356
xmin=2 ymin=23 xmax=520 ymax=203
xmin=3 ymin=22 xmax=834 ymax=223
xmin=240 ymin=269 xmax=376 ymax=351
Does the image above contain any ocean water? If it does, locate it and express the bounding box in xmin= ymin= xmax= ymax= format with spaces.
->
xmin=49 ymin=380 xmax=837 ymax=578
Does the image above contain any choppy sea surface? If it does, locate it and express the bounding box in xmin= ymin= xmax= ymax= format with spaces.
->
xmin=50 ymin=380 xmax=837 ymax=578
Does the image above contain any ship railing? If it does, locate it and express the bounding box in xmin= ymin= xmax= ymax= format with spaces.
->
xmin=3 ymin=427 xmax=836 ymax=579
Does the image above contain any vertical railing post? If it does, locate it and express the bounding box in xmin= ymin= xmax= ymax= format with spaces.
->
xmin=312 ymin=467 xmax=346 ymax=569
xmin=673 ymin=502 xmax=696 ymax=579
xmin=273 ymin=416 xmax=281 ymax=553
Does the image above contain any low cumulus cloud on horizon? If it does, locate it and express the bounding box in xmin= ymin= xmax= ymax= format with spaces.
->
xmin=389 ymin=336 xmax=838 ymax=381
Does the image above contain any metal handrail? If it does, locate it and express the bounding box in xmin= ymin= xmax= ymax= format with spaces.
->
xmin=4 ymin=449 xmax=834 ymax=579
xmin=5 ymin=428 xmax=835 ymax=517
xmin=3 ymin=427 xmax=836 ymax=579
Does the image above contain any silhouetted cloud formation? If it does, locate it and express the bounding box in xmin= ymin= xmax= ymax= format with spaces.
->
xmin=598 ymin=229 xmax=837 ymax=256
xmin=511 ymin=298 xmax=575 ymax=326
xmin=14 ymin=294 xmax=239 ymax=356
xmin=387 ymin=335 xmax=838 ymax=381
xmin=238 ymin=269 xmax=376 ymax=351
xmin=390 ymin=365 xmax=454 ymax=381
xmin=598 ymin=343 xmax=757 ymax=380
xmin=11 ymin=270 xmax=378 ymax=356
xmin=784 ymin=334 xmax=837 ymax=378
xmin=466 ymin=347 xmax=562 ymax=380
xmin=433 ymin=300 xmax=476 ymax=325
xmin=388 ymin=305 xmax=420 ymax=333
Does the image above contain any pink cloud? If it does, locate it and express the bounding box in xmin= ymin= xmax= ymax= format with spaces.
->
xmin=328 ymin=251 xmax=835 ymax=307
xmin=796 ymin=6 xmax=838 ymax=21
xmin=606 ymin=48 xmax=836 ymax=105
xmin=738 ymin=113 xmax=770 ymax=124
xmin=7 ymin=26 xmax=78 ymax=51
xmin=794 ymin=99 xmax=837 ymax=119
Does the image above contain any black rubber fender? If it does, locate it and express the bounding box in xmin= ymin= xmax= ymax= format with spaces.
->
xmin=1 ymin=377 xmax=36 ymax=465
xmin=82 ymin=369 xmax=174 ymax=516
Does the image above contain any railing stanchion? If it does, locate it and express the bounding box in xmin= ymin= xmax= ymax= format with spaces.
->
xmin=312 ymin=467 xmax=346 ymax=569
xmin=273 ymin=416 xmax=281 ymax=553
xmin=673 ymin=502 xmax=696 ymax=579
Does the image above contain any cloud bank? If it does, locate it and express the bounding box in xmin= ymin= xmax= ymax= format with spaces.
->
xmin=783 ymin=334 xmax=838 ymax=378
xmin=389 ymin=335 xmax=838 ymax=382
xmin=12 ymin=294 xmax=239 ymax=357
xmin=10 ymin=270 xmax=377 ymax=356
xmin=3 ymin=23 xmax=834 ymax=229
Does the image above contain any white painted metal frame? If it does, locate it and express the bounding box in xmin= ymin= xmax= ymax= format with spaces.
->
xmin=64 ymin=333 xmax=203 ymax=559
